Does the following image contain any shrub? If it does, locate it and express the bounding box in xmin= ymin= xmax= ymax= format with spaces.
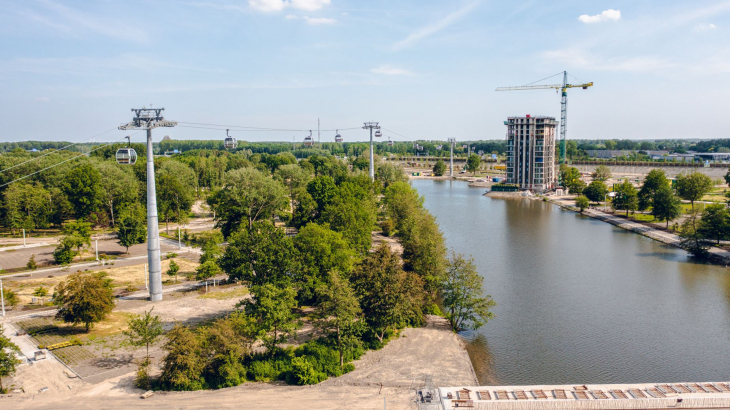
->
xmin=249 ymin=360 xmax=278 ymax=382
xmin=27 ymin=254 xmax=38 ymax=270
xmin=289 ymin=356 xmax=326 ymax=385
xmin=135 ymin=361 xmax=150 ymax=390
xmin=379 ymin=219 xmax=394 ymax=236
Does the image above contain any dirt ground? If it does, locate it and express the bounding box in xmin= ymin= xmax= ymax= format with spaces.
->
xmin=7 ymin=315 xmax=474 ymax=410
xmin=5 ymin=257 xmax=200 ymax=305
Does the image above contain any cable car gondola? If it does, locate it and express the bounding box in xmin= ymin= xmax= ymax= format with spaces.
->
xmin=224 ymin=129 xmax=237 ymax=149
xmin=374 ymin=130 xmax=382 ymax=138
xmin=303 ymin=130 xmax=315 ymax=147
xmin=335 ymin=130 xmax=343 ymax=143
xmin=116 ymin=136 xmax=137 ymax=165
xmin=387 ymin=137 xmax=393 ymax=147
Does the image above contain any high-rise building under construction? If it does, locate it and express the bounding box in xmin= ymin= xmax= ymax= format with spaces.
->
xmin=505 ymin=115 xmax=557 ymax=191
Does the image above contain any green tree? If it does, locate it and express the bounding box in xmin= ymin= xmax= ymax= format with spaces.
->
xmin=53 ymin=272 xmax=115 ymax=332
xmin=351 ymin=245 xmax=425 ymax=342
xmin=321 ymin=183 xmax=377 ymax=254
xmin=583 ymin=181 xmax=608 ymax=203
xmin=33 ymin=286 xmax=48 ymax=302
xmin=676 ymin=171 xmax=713 ymax=210
xmin=652 ymin=185 xmax=682 ymax=228
xmin=293 ymin=223 xmax=354 ymax=302
xmin=559 ymin=164 xmax=585 ymax=195
xmin=195 ymin=260 xmax=222 ymax=284
xmin=433 ymin=160 xmax=447 ymax=177
xmin=159 ymin=324 xmax=206 ymax=391
xmin=125 ymin=308 xmax=163 ymax=364
xmin=612 ymin=179 xmax=639 ymax=216
xmin=97 ymin=162 xmax=138 ymax=226
xmin=1 ymin=288 xmax=18 ymax=307
xmin=442 ymin=253 xmax=496 ymax=331
xmin=383 ymin=182 xmax=424 ymax=231
xmin=679 ymin=208 xmax=709 ymax=257
xmin=575 ymin=195 xmax=589 ymax=212
xmin=638 ymin=169 xmax=670 ymax=211
xmin=166 ymin=260 xmax=180 ymax=283
xmin=60 ymin=220 xmax=92 ymax=258
xmin=242 ymin=284 xmax=299 ymax=352
xmin=275 ymin=163 xmax=312 ymax=210
xmin=210 ymin=167 xmax=288 ymax=238
xmin=63 ymin=162 xmax=102 ymax=219
xmin=0 ymin=324 xmax=21 ymax=393
xmin=400 ymin=211 xmax=448 ymax=296
xmin=116 ymin=203 xmax=147 ymax=254
xmin=315 ymin=272 xmax=362 ymax=368
xmin=157 ymin=160 xmax=197 ymax=233
xmin=375 ymin=163 xmax=408 ymax=188
xmin=53 ymin=236 xmax=79 ymax=265
xmin=591 ymin=165 xmax=611 ymax=182
xmin=218 ymin=221 xmax=297 ymax=286
xmin=26 ymin=254 xmax=38 ymax=270
xmin=698 ymin=204 xmax=730 ymax=244
xmin=725 ymin=166 xmax=730 ymax=187
xmin=466 ymin=154 xmax=480 ymax=175
xmin=199 ymin=238 xmax=222 ymax=265
xmin=604 ymin=139 xmax=617 ymax=150
xmin=2 ymin=182 xmax=52 ymax=234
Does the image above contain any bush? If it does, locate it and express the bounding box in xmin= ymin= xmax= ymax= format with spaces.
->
xmin=136 ymin=361 xmax=150 ymax=390
xmin=1 ymin=288 xmax=19 ymax=306
xmin=27 ymin=254 xmax=38 ymax=270
xmin=379 ymin=219 xmax=394 ymax=236
xmin=423 ymin=302 xmax=443 ymax=317
xmin=290 ymin=356 xmax=327 ymax=385
xmin=249 ymin=360 xmax=279 ymax=382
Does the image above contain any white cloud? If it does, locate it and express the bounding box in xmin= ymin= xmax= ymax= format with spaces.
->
xmin=248 ymin=0 xmax=330 ymax=12
xmin=694 ymin=23 xmax=717 ymax=32
xmin=542 ymin=48 xmax=674 ymax=71
xmin=249 ymin=0 xmax=286 ymax=12
xmin=578 ymin=9 xmax=621 ymax=24
xmin=35 ymin=97 xmax=50 ymax=102
xmin=370 ymin=65 xmax=414 ymax=76
xmin=290 ymin=0 xmax=330 ymax=11
xmin=285 ymin=14 xmax=298 ymax=19
xmin=393 ymin=0 xmax=480 ymax=50
xmin=303 ymin=16 xmax=335 ymax=25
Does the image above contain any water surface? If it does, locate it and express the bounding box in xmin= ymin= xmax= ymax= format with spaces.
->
xmin=412 ymin=179 xmax=730 ymax=385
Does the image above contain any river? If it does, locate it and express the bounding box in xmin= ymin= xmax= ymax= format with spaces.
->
xmin=411 ymin=179 xmax=730 ymax=386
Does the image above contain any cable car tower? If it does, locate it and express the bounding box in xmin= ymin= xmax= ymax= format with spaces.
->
xmin=118 ymin=108 xmax=176 ymax=302
xmin=496 ymin=71 xmax=593 ymax=164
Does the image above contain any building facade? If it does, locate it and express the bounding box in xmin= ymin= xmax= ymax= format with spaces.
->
xmin=505 ymin=115 xmax=557 ymax=191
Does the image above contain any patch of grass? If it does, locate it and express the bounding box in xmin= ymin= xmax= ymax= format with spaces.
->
xmin=197 ymin=286 xmax=249 ymax=300
xmin=631 ymin=213 xmax=656 ymax=222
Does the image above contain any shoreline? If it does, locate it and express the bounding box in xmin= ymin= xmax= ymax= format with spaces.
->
xmin=483 ymin=191 xmax=730 ymax=265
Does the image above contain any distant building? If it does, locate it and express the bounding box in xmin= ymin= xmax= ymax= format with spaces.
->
xmin=504 ymin=115 xmax=557 ymax=191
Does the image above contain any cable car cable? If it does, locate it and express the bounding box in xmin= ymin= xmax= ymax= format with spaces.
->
xmin=0 ymin=132 xmax=141 ymax=189
xmin=0 ymin=127 xmax=118 ymax=174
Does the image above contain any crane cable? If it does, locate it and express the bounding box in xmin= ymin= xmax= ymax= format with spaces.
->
xmin=0 ymin=131 xmax=142 ymax=189
xmin=0 ymin=128 xmax=118 ymax=174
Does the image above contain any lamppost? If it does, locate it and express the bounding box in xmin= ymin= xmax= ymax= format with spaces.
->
xmin=119 ymin=108 xmax=176 ymax=302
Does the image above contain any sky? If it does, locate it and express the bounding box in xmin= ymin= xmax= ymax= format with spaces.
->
xmin=0 ymin=0 xmax=729 ymax=144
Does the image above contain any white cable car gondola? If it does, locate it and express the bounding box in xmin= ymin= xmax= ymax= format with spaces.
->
xmin=374 ymin=130 xmax=382 ymax=138
xmin=115 ymin=136 xmax=137 ymax=165
xmin=335 ymin=130 xmax=343 ymax=143
xmin=303 ymin=130 xmax=315 ymax=147
xmin=224 ymin=129 xmax=237 ymax=149
xmin=387 ymin=137 xmax=393 ymax=147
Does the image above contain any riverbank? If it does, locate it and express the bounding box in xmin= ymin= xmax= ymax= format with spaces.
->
xmin=545 ymin=196 xmax=730 ymax=265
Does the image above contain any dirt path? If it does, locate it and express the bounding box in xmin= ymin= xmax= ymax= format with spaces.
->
xmin=7 ymin=316 xmax=474 ymax=410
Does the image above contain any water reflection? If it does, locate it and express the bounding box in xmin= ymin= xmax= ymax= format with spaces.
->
xmin=413 ymin=179 xmax=730 ymax=385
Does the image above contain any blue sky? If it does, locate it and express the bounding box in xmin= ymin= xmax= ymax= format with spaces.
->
xmin=0 ymin=0 xmax=729 ymax=143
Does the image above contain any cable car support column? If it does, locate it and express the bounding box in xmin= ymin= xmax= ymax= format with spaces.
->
xmin=362 ymin=122 xmax=380 ymax=181
xmin=145 ymin=127 xmax=163 ymax=301
xmin=119 ymin=107 xmax=176 ymax=302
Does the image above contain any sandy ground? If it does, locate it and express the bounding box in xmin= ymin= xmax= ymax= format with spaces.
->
xmin=4 ymin=257 xmax=200 ymax=305
xmin=6 ymin=315 xmax=475 ymax=410
xmin=371 ymin=232 xmax=403 ymax=255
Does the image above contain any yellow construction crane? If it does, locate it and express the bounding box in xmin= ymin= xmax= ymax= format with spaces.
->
xmin=496 ymin=71 xmax=593 ymax=164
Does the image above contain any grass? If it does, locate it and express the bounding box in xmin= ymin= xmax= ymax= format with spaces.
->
xmin=630 ymin=213 xmax=656 ymax=222
xmin=197 ymin=286 xmax=249 ymax=300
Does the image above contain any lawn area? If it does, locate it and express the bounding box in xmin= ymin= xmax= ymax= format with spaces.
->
xmin=630 ymin=213 xmax=656 ymax=222
xmin=197 ymin=285 xmax=249 ymax=300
